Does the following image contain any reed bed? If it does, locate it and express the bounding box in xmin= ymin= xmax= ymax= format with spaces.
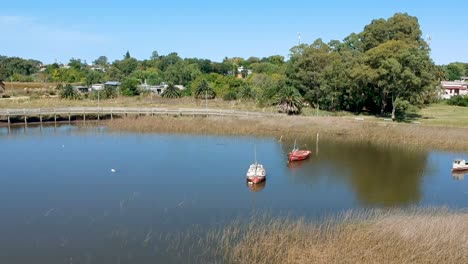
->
xmin=106 ymin=115 xmax=468 ymax=151
xmin=167 ymin=208 xmax=468 ymax=264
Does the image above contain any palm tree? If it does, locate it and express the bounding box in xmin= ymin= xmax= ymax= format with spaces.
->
xmin=194 ymin=80 xmax=215 ymax=99
xmin=161 ymin=84 xmax=181 ymax=98
xmin=239 ymin=84 xmax=256 ymax=100
xmin=59 ymin=83 xmax=80 ymax=100
xmin=0 ymin=80 xmax=5 ymax=94
xmin=275 ymin=85 xmax=303 ymax=115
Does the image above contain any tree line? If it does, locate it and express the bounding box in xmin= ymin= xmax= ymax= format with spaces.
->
xmin=1 ymin=13 xmax=466 ymax=117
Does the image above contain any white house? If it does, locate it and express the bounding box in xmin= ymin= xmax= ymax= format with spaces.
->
xmin=440 ymin=80 xmax=468 ymax=99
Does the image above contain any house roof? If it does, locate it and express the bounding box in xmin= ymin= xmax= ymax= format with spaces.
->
xmin=443 ymin=85 xmax=467 ymax=90
xmin=105 ymin=81 xmax=120 ymax=86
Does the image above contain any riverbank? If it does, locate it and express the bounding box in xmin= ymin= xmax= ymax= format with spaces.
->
xmin=196 ymin=208 xmax=467 ymax=264
xmin=107 ymin=115 xmax=468 ymax=151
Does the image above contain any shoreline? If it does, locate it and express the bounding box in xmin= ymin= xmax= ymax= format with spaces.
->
xmin=106 ymin=115 xmax=468 ymax=152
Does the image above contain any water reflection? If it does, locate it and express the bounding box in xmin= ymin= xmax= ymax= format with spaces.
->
xmin=246 ymin=181 xmax=266 ymax=192
xmin=281 ymin=140 xmax=428 ymax=207
xmin=452 ymin=172 xmax=466 ymax=181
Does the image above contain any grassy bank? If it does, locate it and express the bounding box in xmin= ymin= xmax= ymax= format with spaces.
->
xmin=197 ymin=208 xmax=467 ymax=264
xmin=106 ymin=115 xmax=468 ymax=151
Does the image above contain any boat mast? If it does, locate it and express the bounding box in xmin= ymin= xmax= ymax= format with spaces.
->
xmin=254 ymin=144 xmax=257 ymax=164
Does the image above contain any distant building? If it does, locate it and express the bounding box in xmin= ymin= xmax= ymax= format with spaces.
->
xmin=92 ymin=84 xmax=104 ymax=91
xmin=105 ymin=81 xmax=121 ymax=87
xmin=440 ymin=80 xmax=468 ymax=99
xmin=74 ymin=86 xmax=90 ymax=93
xmin=139 ymin=82 xmax=186 ymax=95
xmin=236 ymin=66 xmax=252 ymax=79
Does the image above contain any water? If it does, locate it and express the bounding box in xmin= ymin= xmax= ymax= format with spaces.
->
xmin=1 ymin=124 xmax=467 ymax=263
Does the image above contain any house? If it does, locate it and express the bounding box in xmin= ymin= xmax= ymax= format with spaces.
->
xmin=440 ymin=80 xmax=468 ymax=99
xmin=236 ymin=66 xmax=252 ymax=79
xmin=74 ymin=86 xmax=90 ymax=93
xmin=105 ymin=81 xmax=121 ymax=87
xmin=139 ymin=82 xmax=186 ymax=95
xmin=91 ymin=84 xmax=104 ymax=91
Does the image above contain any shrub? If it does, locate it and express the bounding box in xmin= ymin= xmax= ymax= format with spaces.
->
xmin=59 ymin=83 xmax=80 ymax=100
xmin=447 ymin=95 xmax=468 ymax=107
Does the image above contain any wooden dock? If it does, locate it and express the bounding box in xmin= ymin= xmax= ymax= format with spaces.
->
xmin=0 ymin=107 xmax=279 ymax=127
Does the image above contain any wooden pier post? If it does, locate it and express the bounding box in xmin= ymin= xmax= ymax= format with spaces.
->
xmin=68 ymin=112 xmax=71 ymax=124
xmin=316 ymin=133 xmax=319 ymax=156
xmin=83 ymin=109 xmax=86 ymax=122
xmin=24 ymin=109 xmax=27 ymax=127
xmin=54 ymin=113 xmax=57 ymax=127
xmin=110 ymin=108 xmax=113 ymax=120
xmin=7 ymin=110 xmax=10 ymax=133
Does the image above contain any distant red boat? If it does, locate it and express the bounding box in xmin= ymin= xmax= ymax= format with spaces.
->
xmin=288 ymin=140 xmax=311 ymax=162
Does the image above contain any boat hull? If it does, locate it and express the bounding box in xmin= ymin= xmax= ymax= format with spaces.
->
xmin=246 ymin=176 xmax=266 ymax=184
xmin=452 ymin=167 xmax=468 ymax=172
xmin=288 ymin=150 xmax=311 ymax=162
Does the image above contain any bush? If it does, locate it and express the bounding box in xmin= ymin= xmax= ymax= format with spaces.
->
xmin=446 ymin=95 xmax=468 ymax=107
xmin=223 ymin=91 xmax=238 ymax=101
xmin=120 ymin=78 xmax=140 ymax=96
xmin=59 ymin=83 xmax=81 ymax=100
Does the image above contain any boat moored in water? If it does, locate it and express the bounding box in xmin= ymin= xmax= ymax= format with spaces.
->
xmin=452 ymin=159 xmax=468 ymax=172
xmin=288 ymin=140 xmax=311 ymax=162
xmin=246 ymin=162 xmax=266 ymax=184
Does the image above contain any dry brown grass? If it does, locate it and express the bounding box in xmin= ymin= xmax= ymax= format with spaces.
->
xmin=196 ymin=208 xmax=468 ymax=264
xmin=106 ymin=115 xmax=468 ymax=151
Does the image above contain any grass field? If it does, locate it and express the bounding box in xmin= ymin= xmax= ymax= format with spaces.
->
xmin=1 ymin=82 xmax=468 ymax=129
xmin=190 ymin=208 xmax=468 ymax=264
xmin=107 ymin=115 xmax=468 ymax=151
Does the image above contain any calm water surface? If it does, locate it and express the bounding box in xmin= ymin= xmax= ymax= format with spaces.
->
xmin=1 ymin=125 xmax=467 ymax=263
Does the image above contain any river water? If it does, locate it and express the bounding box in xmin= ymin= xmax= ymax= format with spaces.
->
xmin=1 ymin=124 xmax=467 ymax=263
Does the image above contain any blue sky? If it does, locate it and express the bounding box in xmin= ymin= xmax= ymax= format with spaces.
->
xmin=1 ymin=0 xmax=466 ymax=65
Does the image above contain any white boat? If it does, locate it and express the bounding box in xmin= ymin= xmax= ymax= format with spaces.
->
xmin=246 ymin=162 xmax=266 ymax=184
xmin=452 ymin=159 xmax=468 ymax=172
xmin=246 ymin=145 xmax=266 ymax=184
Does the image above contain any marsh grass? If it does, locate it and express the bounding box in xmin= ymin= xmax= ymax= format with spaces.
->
xmin=167 ymin=208 xmax=468 ymax=264
xmin=106 ymin=115 xmax=468 ymax=151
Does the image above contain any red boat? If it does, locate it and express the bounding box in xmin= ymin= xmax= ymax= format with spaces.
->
xmin=288 ymin=140 xmax=311 ymax=162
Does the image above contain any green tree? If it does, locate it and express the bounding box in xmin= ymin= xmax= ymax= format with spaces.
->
xmin=275 ymin=84 xmax=303 ymax=115
xmin=161 ymin=84 xmax=181 ymax=98
xmin=120 ymin=77 xmax=140 ymax=96
xmin=85 ymin=70 xmax=104 ymax=86
xmin=194 ymin=80 xmax=215 ymax=99
xmin=59 ymin=83 xmax=80 ymax=100
xmin=93 ymin=56 xmax=108 ymax=67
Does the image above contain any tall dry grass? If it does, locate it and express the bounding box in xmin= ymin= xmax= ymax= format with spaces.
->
xmin=173 ymin=208 xmax=468 ymax=264
xmin=106 ymin=115 xmax=468 ymax=151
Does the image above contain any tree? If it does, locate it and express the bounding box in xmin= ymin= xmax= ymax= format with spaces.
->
xmin=275 ymin=84 xmax=303 ymax=115
xmin=85 ymin=70 xmax=104 ymax=86
xmin=365 ymin=40 xmax=436 ymax=119
xmin=0 ymin=80 xmax=5 ymax=93
xmin=68 ymin=58 xmax=83 ymax=70
xmin=161 ymin=84 xmax=181 ymax=98
xmin=124 ymin=51 xmax=131 ymax=59
xmin=120 ymin=77 xmax=140 ymax=96
xmin=114 ymin=57 xmax=139 ymax=76
xmin=93 ymin=56 xmax=108 ymax=67
xmin=150 ymin=51 xmax=159 ymax=60
xmin=59 ymin=84 xmax=80 ymax=100
xmin=239 ymin=84 xmax=256 ymax=100
xmin=194 ymin=80 xmax=215 ymax=99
